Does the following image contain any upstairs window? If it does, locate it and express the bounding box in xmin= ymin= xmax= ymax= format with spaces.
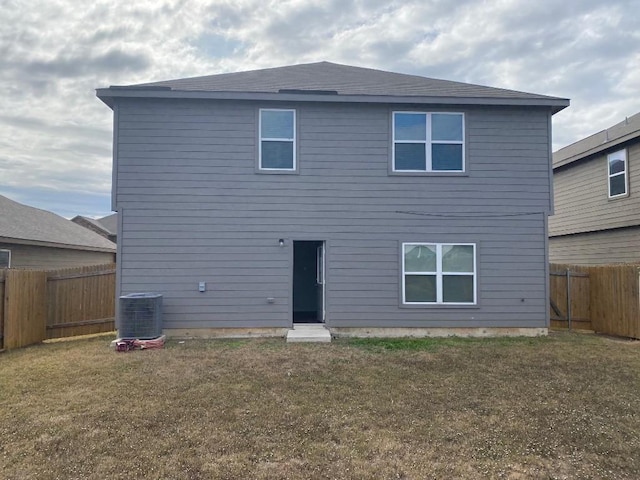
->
xmin=393 ymin=112 xmax=464 ymax=172
xmin=259 ymin=109 xmax=296 ymax=171
xmin=402 ymin=243 xmax=476 ymax=305
xmin=608 ymin=149 xmax=628 ymax=198
xmin=0 ymin=249 xmax=10 ymax=268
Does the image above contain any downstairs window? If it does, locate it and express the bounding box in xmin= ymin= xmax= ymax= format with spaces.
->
xmin=402 ymin=243 xmax=476 ymax=305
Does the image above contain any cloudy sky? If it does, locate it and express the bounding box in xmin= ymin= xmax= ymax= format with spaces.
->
xmin=1 ymin=0 xmax=639 ymax=218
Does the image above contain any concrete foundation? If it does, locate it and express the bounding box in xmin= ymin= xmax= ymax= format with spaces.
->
xmin=162 ymin=327 xmax=288 ymax=339
xmin=161 ymin=326 xmax=547 ymax=339
xmin=330 ymin=327 xmax=548 ymax=338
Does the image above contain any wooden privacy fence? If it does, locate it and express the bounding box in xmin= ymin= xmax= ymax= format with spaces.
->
xmin=550 ymin=264 xmax=591 ymax=331
xmin=0 ymin=264 xmax=116 ymax=350
xmin=550 ymin=263 xmax=640 ymax=339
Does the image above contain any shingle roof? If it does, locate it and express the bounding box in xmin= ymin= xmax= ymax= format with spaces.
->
xmin=0 ymin=195 xmax=116 ymax=252
xmin=136 ymin=61 xmax=557 ymax=99
xmin=97 ymin=213 xmax=117 ymax=234
xmin=73 ymin=213 xmax=117 ymax=236
xmin=554 ymin=112 xmax=640 ymax=168
xmin=98 ymin=61 xmax=569 ymax=113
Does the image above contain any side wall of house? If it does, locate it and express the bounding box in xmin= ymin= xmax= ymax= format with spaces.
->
xmin=114 ymin=99 xmax=552 ymax=329
xmin=549 ymin=140 xmax=640 ymax=236
xmin=0 ymin=243 xmax=115 ymax=269
xmin=549 ymin=226 xmax=640 ymax=265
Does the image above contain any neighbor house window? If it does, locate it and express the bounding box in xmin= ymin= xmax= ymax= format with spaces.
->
xmin=402 ymin=243 xmax=476 ymax=304
xmin=393 ymin=112 xmax=464 ymax=172
xmin=0 ymin=249 xmax=10 ymax=268
xmin=608 ymin=149 xmax=628 ymax=198
xmin=259 ymin=109 xmax=296 ymax=170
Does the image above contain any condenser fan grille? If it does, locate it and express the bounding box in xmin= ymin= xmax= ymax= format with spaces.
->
xmin=119 ymin=293 xmax=163 ymax=339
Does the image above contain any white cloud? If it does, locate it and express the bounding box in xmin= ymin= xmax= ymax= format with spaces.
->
xmin=1 ymin=0 xmax=639 ymax=215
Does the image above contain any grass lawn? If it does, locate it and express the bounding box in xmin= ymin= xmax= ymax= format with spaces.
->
xmin=1 ymin=332 xmax=639 ymax=479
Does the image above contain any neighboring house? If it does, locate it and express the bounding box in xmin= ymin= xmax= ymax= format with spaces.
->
xmin=72 ymin=213 xmax=118 ymax=243
xmin=0 ymin=195 xmax=116 ymax=269
xmin=550 ymin=112 xmax=640 ymax=265
xmin=97 ymin=61 xmax=568 ymax=337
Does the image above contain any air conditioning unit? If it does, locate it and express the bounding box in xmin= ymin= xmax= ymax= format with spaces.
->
xmin=119 ymin=293 xmax=163 ymax=339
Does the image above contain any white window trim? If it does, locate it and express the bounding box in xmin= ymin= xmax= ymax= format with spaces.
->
xmin=259 ymin=108 xmax=296 ymax=171
xmin=0 ymin=248 xmax=11 ymax=268
xmin=392 ymin=112 xmax=465 ymax=173
xmin=607 ymin=149 xmax=628 ymax=199
xmin=402 ymin=242 xmax=476 ymax=305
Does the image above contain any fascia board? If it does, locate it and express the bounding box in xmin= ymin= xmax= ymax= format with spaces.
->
xmin=96 ymin=88 xmax=569 ymax=113
xmin=0 ymin=236 xmax=116 ymax=253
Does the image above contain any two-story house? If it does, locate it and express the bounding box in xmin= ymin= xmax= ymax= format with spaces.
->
xmin=97 ymin=62 xmax=568 ymax=338
xmin=550 ymin=112 xmax=640 ymax=265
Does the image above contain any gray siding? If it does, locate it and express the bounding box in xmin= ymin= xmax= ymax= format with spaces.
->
xmin=549 ymin=140 xmax=640 ymax=236
xmin=0 ymin=242 xmax=115 ymax=269
xmin=549 ymin=227 xmax=640 ymax=265
xmin=114 ymin=99 xmax=552 ymax=329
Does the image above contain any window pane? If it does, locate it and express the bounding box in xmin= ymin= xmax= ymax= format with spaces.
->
xmin=395 ymin=144 xmax=426 ymax=170
xmin=432 ymin=114 xmax=463 ymax=141
xmin=0 ymin=250 xmax=9 ymax=267
xmin=261 ymin=141 xmax=294 ymax=169
xmin=405 ymin=275 xmax=436 ymax=302
xmin=610 ymin=174 xmax=626 ymax=196
xmin=404 ymin=244 xmax=436 ymax=272
xmin=395 ymin=113 xmax=427 ymax=141
xmin=261 ymin=110 xmax=294 ymax=139
xmin=442 ymin=245 xmax=474 ymax=272
xmin=432 ymin=144 xmax=463 ymax=171
xmin=609 ymin=157 xmax=625 ymax=175
xmin=443 ymin=275 xmax=474 ymax=303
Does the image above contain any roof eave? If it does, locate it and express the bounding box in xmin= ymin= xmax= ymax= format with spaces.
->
xmin=96 ymin=88 xmax=570 ymax=113
xmin=553 ymin=129 xmax=640 ymax=169
xmin=0 ymin=236 xmax=117 ymax=253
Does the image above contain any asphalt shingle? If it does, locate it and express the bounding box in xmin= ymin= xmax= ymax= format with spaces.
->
xmin=132 ymin=61 xmax=564 ymax=102
xmin=0 ymin=195 xmax=116 ymax=251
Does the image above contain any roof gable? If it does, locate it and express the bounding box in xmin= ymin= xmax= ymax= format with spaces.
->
xmin=98 ymin=61 xmax=569 ymax=113
xmin=0 ymin=195 xmax=116 ymax=252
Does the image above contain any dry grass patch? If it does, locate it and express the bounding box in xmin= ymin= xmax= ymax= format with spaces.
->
xmin=1 ymin=332 xmax=640 ymax=479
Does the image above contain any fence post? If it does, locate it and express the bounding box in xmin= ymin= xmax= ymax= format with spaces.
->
xmin=566 ymin=268 xmax=572 ymax=331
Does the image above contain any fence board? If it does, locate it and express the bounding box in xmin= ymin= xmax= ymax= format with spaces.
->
xmin=4 ymin=269 xmax=47 ymax=349
xmin=549 ymin=264 xmax=591 ymax=331
xmin=590 ymin=265 xmax=640 ymax=339
xmin=1 ymin=264 xmax=116 ymax=349
xmin=46 ymin=264 xmax=116 ymax=339
xmin=550 ymin=263 xmax=640 ymax=339
xmin=0 ymin=270 xmax=5 ymax=349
